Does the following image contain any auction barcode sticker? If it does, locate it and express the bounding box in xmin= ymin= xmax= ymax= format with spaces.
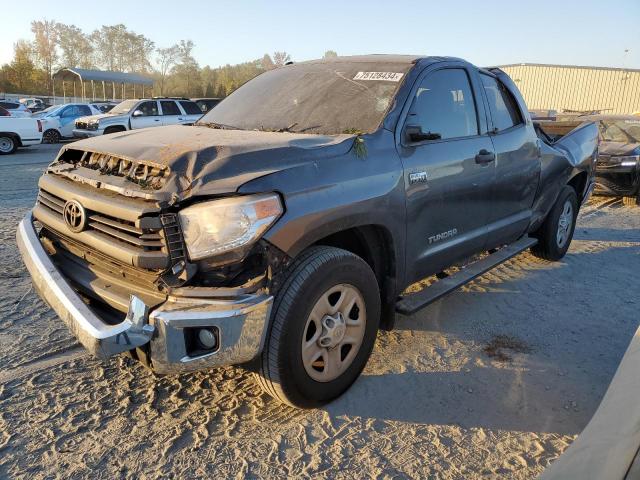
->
xmin=353 ymin=72 xmax=404 ymax=82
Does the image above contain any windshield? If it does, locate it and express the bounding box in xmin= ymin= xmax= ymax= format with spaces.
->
xmin=35 ymin=105 xmax=64 ymax=118
xmin=109 ymin=99 xmax=139 ymax=115
xmin=600 ymin=119 xmax=640 ymax=143
xmin=197 ymin=61 xmax=412 ymax=134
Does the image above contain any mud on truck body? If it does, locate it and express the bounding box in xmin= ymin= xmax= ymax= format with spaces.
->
xmin=17 ymin=55 xmax=598 ymax=408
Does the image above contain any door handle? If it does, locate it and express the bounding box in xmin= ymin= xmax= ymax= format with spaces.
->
xmin=475 ymin=149 xmax=495 ymax=164
xmin=154 ymin=119 xmax=160 ymax=122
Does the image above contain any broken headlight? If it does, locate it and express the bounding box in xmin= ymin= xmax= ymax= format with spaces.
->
xmin=178 ymin=194 xmax=283 ymax=261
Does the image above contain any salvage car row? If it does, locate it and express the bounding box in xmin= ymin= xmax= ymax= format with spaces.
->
xmin=0 ymin=97 xmax=221 ymax=153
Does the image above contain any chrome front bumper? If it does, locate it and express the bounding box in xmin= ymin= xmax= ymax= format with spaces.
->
xmin=16 ymin=212 xmax=273 ymax=372
xmin=72 ymin=128 xmax=103 ymax=138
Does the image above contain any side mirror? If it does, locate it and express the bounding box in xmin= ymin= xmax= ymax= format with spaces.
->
xmin=405 ymin=124 xmax=441 ymax=143
xmin=132 ymin=109 xmax=144 ymax=117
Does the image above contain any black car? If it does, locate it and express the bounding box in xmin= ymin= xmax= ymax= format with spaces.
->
xmin=584 ymin=115 xmax=640 ymax=205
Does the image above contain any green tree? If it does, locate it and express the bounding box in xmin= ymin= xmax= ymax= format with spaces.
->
xmin=31 ymin=19 xmax=58 ymax=94
xmin=156 ymin=44 xmax=180 ymax=95
xmin=323 ymin=50 xmax=338 ymax=59
xmin=56 ymin=23 xmax=94 ymax=68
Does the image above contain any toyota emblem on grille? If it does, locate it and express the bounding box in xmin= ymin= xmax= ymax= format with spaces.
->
xmin=63 ymin=199 xmax=87 ymax=233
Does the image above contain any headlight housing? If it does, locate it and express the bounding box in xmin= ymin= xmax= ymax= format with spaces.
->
xmin=614 ymin=155 xmax=640 ymax=167
xmin=178 ymin=194 xmax=283 ymax=262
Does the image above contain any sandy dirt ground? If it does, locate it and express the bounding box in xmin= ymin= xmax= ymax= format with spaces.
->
xmin=1 ymin=144 xmax=639 ymax=479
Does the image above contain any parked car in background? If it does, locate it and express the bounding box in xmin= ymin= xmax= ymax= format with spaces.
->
xmin=72 ymin=98 xmax=203 ymax=137
xmin=0 ymin=100 xmax=32 ymax=117
xmin=38 ymin=103 xmax=102 ymax=143
xmin=19 ymin=98 xmax=48 ymax=112
xmin=589 ymin=115 xmax=640 ymax=205
xmin=0 ymin=117 xmax=43 ymax=154
xmin=191 ymin=97 xmax=222 ymax=113
xmin=17 ymin=55 xmax=598 ymax=408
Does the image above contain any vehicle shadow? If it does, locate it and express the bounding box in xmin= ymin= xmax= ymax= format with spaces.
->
xmin=322 ymin=242 xmax=640 ymax=436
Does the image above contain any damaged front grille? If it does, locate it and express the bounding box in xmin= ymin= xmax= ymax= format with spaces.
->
xmin=59 ymin=149 xmax=170 ymax=190
xmin=35 ymin=184 xmax=171 ymax=270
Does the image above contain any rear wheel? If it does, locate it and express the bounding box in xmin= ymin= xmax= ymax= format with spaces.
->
xmin=0 ymin=135 xmax=17 ymax=155
xmin=255 ymin=246 xmax=381 ymax=408
xmin=531 ymin=186 xmax=578 ymax=261
xmin=42 ymin=129 xmax=60 ymax=144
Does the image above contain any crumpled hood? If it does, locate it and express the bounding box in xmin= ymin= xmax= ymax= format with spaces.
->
xmin=599 ymin=141 xmax=640 ymax=156
xmin=60 ymin=124 xmax=354 ymax=200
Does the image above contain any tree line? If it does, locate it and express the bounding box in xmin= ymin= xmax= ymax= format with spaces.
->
xmin=0 ymin=19 xmax=338 ymax=98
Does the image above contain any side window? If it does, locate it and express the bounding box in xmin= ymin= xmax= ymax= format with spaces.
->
xmin=160 ymin=101 xmax=181 ymax=115
xmin=480 ymin=74 xmax=523 ymax=132
xmin=407 ymin=68 xmax=478 ymax=140
xmin=137 ymin=101 xmax=159 ymax=116
xmin=78 ymin=105 xmax=92 ymax=116
xmin=61 ymin=106 xmax=77 ymax=117
xmin=179 ymin=101 xmax=202 ymax=115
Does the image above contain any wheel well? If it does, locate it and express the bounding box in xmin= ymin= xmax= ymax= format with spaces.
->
xmin=0 ymin=132 xmax=21 ymax=146
xmin=568 ymin=172 xmax=588 ymax=201
xmin=104 ymin=125 xmax=126 ymax=134
xmin=312 ymin=225 xmax=397 ymax=330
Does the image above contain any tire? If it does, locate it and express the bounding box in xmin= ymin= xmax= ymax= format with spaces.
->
xmin=531 ymin=186 xmax=578 ymax=261
xmin=255 ymin=246 xmax=381 ymax=408
xmin=623 ymin=196 xmax=640 ymax=207
xmin=42 ymin=129 xmax=60 ymax=144
xmin=0 ymin=135 xmax=17 ymax=155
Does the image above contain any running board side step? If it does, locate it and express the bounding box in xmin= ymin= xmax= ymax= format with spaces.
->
xmin=395 ymin=236 xmax=538 ymax=316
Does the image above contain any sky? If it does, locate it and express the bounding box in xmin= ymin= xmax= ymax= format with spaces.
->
xmin=2 ymin=0 xmax=639 ymax=70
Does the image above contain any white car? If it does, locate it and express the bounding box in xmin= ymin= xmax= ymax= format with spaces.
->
xmin=73 ymin=98 xmax=203 ymax=138
xmin=0 ymin=117 xmax=43 ymax=154
xmin=38 ymin=103 xmax=102 ymax=143
xmin=0 ymin=100 xmax=32 ymax=118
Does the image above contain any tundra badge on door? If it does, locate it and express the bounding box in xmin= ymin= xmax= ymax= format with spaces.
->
xmin=409 ymin=171 xmax=428 ymax=184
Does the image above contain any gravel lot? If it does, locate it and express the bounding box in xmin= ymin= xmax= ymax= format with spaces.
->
xmin=1 ymin=144 xmax=639 ymax=479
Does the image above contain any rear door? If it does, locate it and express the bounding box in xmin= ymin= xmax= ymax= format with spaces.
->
xmin=179 ymin=100 xmax=205 ymax=123
xmin=159 ymin=100 xmax=182 ymax=126
xmin=479 ymin=72 xmax=540 ymax=248
xmin=398 ymin=65 xmax=496 ymax=283
xmin=130 ymin=101 xmax=162 ymax=129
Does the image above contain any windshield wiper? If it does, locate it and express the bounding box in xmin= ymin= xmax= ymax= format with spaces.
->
xmin=196 ymin=121 xmax=242 ymax=130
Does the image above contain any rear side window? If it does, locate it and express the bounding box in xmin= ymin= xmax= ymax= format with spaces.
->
xmin=480 ymin=74 xmax=523 ymax=132
xmin=78 ymin=105 xmax=92 ymax=116
xmin=179 ymin=101 xmax=202 ymax=115
xmin=406 ymin=68 xmax=479 ymax=140
xmin=0 ymin=102 xmax=19 ymax=109
xmin=160 ymin=101 xmax=181 ymax=115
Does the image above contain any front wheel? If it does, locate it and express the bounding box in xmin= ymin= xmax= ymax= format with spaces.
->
xmin=255 ymin=246 xmax=381 ymax=408
xmin=42 ymin=129 xmax=61 ymax=144
xmin=531 ymin=186 xmax=578 ymax=261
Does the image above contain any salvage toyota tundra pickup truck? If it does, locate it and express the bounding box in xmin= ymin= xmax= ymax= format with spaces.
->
xmin=17 ymin=55 xmax=598 ymax=408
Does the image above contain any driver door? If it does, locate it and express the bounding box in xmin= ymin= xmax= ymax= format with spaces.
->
xmin=130 ymin=101 xmax=162 ymax=129
xmin=399 ymin=66 xmax=496 ymax=283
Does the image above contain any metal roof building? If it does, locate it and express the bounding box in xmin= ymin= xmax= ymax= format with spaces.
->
xmin=496 ymin=63 xmax=640 ymax=115
xmin=52 ymin=68 xmax=154 ymax=103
